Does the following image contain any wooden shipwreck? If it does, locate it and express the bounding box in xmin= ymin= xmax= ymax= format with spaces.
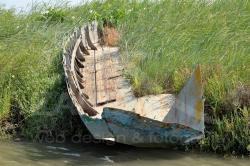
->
xmin=63 ymin=22 xmax=205 ymax=147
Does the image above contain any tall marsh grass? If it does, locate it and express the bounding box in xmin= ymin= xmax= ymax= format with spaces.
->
xmin=116 ymin=0 xmax=250 ymax=154
xmin=0 ymin=2 xmax=91 ymax=139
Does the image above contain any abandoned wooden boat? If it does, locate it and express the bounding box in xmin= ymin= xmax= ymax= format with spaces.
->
xmin=63 ymin=22 xmax=205 ymax=147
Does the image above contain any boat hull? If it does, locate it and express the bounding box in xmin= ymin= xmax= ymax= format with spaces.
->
xmin=63 ymin=21 xmax=205 ymax=147
xmin=101 ymin=107 xmax=203 ymax=147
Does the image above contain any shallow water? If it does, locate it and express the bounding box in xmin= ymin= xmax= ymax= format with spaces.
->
xmin=0 ymin=142 xmax=249 ymax=166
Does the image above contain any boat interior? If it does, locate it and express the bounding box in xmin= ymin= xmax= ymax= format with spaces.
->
xmin=63 ymin=22 xmax=176 ymax=121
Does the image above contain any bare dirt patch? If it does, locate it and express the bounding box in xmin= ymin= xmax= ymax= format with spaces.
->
xmin=103 ymin=26 xmax=120 ymax=46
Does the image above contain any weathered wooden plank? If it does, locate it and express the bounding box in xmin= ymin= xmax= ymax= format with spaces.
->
xmin=85 ymin=26 xmax=97 ymax=50
xmin=107 ymin=76 xmax=117 ymax=101
xmin=74 ymin=46 xmax=122 ymax=107
xmin=76 ymin=47 xmax=85 ymax=61
xmin=96 ymin=54 xmax=117 ymax=105
xmin=74 ymin=65 xmax=83 ymax=78
xmin=79 ymin=40 xmax=90 ymax=55
xmin=75 ymin=58 xmax=84 ymax=68
xmin=105 ymin=57 xmax=117 ymax=101
xmin=80 ymin=49 xmax=96 ymax=106
xmin=82 ymin=72 xmax=96 ymax=106
xmin=96 ymin=70 xmax=106 ymax=105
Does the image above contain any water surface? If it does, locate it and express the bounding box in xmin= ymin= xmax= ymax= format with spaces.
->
xmin=0 ymin=142 xmax=249 ymax=166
